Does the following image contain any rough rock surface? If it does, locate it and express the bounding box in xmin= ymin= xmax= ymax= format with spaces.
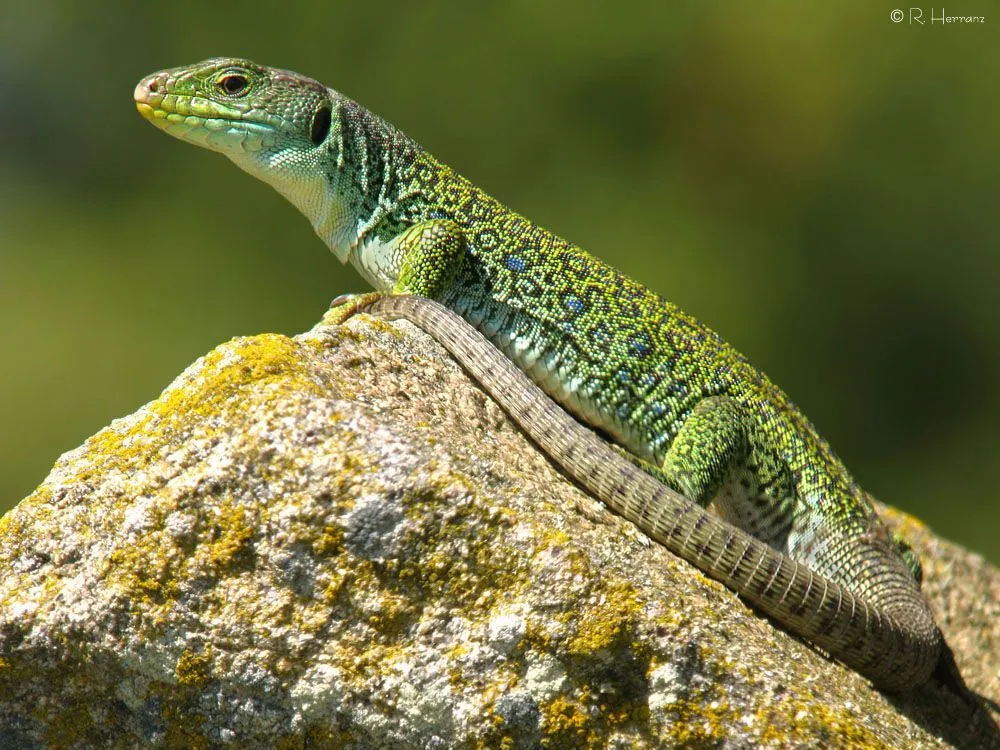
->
xmin=0 ymin=313 xmax=997 ymax=749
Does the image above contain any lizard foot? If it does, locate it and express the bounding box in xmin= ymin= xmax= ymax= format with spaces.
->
xmin=322 ymin=292 xmax=386 ymax=327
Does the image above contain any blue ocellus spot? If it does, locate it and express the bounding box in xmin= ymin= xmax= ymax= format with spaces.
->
xmin=628 ymin=334 xmax=653 ymax=357
xmin=563 ymin=294 xmax=584 ymax=314
xmin=504 ymin=254 xmax=527 ymax=272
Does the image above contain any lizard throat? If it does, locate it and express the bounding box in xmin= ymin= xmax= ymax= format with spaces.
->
xmin=246 ymin=157 xmax=355 ymax=263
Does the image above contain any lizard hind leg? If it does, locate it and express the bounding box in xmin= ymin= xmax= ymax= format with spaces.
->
xmin=656 ymin=396 xmax=799 ymax=550
xmin=655 ymin=396 xmax=753 ymax=509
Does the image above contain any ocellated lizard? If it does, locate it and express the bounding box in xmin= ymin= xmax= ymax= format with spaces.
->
xmin=134 ymin=58 xmax=972 ymax=697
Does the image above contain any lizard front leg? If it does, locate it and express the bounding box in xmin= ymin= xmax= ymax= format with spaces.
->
xmin=323 ymin=219 xmax=466 ymax=327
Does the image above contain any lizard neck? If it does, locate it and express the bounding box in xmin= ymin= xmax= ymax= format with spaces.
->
xmin=230 ymin=93 xmax=422 ymax=273
xmin=332 ymin=98 xmax=427 ymax=284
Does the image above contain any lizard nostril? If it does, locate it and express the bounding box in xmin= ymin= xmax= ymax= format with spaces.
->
xmin=147 ymin=78 xmax=161 ymax=94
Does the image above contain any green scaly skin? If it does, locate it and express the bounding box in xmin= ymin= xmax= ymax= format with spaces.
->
xmin=134 ymin=58 xmax=966 ymax=694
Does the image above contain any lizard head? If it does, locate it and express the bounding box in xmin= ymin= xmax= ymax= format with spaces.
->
xmin=135 ymin=57 xmax=355 ymax=261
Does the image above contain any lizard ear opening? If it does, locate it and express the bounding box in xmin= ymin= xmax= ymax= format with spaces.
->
xmin=311 ymin=105 xmax=332 ymax=145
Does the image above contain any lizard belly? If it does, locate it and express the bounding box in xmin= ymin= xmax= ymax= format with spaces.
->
xmin=710 ymin=472 xmax=796 ymax=550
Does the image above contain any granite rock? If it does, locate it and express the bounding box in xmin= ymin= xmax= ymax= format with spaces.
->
xmin=0 ymin=314 xmax=997 ymax=748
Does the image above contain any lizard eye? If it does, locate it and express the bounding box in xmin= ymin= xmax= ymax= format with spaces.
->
xmin=310 ymin=105 xmax=332 ymax=145
xmin=217 ymin=72 xmax=250 ymax=97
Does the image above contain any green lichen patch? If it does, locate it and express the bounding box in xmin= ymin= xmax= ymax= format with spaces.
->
xmin=566 ymin=583 xmax=642 ymax=657
xmin=650 ymin=675 xmax=735 ymax=749
xmin=0 ymin=486 xmax=53 ymax=571
xmin=12 ymin=648 xmax=127 ymax=749
xmin=192 ymin=497 xmax=257 ymax=573
xmin=38 ymin=697 xmax=99 ymax=749
xmin=102 ymin=496 xmax=258 ymax=633
xmin=274 ymin=726 xmax=340 ymax=750
xmin=386 ymin=483 xmax=529 ymax=615
xmin=106 ymin=543 xmax=180 ymax=609
xmin=176 ymin=646 xmax=214 ymax=688
xmin=311 ymin=521 xmax=346 ymax=558
xmin=755 ymin=699 xmax=891 ymax=749
xmin=500 ymin=539 xmax=659 ymax=746
xmin=151 ymin=335 xmax=323 ymax=421
xmin=540 ymin=694 xmax=592 ymax=748
xmin=154 ymin=689 xmax=210 ymax=750
xmin=71 ymin=335 xmax=332 ymax=491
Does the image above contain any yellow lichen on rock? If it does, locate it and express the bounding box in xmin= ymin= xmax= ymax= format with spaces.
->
xmin=176 ymin=646 xmax=214 ymax=688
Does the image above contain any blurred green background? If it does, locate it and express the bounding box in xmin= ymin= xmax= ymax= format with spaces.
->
xmin=1 ymin=2 xmax=997 ymax=564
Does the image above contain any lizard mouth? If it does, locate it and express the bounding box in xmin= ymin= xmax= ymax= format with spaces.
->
xmin=134 ymin=75 xmax=274 ymax=152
